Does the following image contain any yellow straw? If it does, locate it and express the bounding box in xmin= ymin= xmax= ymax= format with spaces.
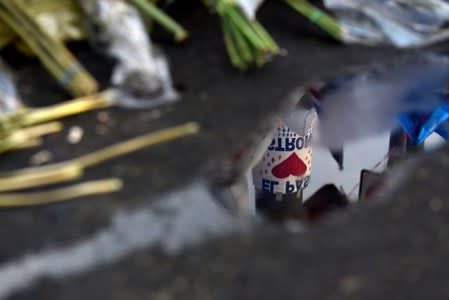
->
xmin=0 ymin=122 xmax=200 ymax=192
xmin=0 ymin=178 xmax=123 ymax=207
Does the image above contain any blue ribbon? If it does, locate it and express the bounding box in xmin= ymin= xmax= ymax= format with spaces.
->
xmin=58 ymin=63 xmax=81 ymax=87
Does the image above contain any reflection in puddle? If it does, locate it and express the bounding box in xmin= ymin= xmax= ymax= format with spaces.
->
xmin=246 ymin=122 xmax=446 ymax=221
xmin=306 ymin=131 xmax=445 ymax=201
xmin=244 ymin=57 xmax=449 ymax=222
xmin=245 ymin=130 xmax=446 ymax=221
xmin=305 ymin=130 xmax=390 ymax=201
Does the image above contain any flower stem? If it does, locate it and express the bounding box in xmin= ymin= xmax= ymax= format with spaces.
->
xmin=129 ymin=0 xmax=188 ymax=41
xmin=284 ymin=0 xmax=343 ymax=40
xmin=0 ymin=178 xmax=123 ymax=207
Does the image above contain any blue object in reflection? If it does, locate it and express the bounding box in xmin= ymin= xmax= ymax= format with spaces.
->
xmin=398 ymin=96 xmax=449 ymax=145
xmin=417 ymin=102 xmax=449 ymax=142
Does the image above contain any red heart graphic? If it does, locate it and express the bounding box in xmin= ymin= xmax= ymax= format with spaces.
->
xmin=271 ymin=153 xmax=307 ymax=179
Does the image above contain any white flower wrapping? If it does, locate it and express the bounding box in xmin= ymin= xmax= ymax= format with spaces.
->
xmin=235 ymin=0 xmax=265 ymax=20
xmin=78 ymin=0 xmax=178 ymax=108
xmin=324 ymin=0 xmax=449 ymax=47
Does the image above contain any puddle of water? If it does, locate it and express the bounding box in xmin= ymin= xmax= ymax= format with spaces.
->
xmin=244 ymin=129 xmax=446 ymax=219
xmin=244 ymin=127 xmax=447 ymax=217
xmin=241 ymin=57 xmax=449 ymax=220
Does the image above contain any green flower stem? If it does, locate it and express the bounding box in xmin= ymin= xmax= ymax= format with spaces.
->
xmin=250 ymin=19 xmax=279 ymax=52
xmin=213 ymin=0 xmax=279 ymax=69
xmin=226 ymin=7 xmax=266 ymax=49
xmin=129 ymin=0 xmax=188 ymax=41
xmin=0 ymin=1 xmax=98 ymax=97
xmin=284 ymin=0 xmax=343 ymax=40
xmin=222 ymin=19 xmax=245 ymax=69
xmin=226 ymin=17 xmax=252 ymax=64
xmin=249 ymin=40 xmax=265 ymax=66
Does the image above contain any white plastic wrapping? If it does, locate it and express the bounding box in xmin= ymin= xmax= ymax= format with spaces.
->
xmin=324 ymin=0 xmax=449 ymax=47
xmin=0 ymin=60 xmax=21 ymax=114
xmin=79 ymin=0 xmax=178 ymax=108
xmin=235 ymin=0 xmax=265 ymax=20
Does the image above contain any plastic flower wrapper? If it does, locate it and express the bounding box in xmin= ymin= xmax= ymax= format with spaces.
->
xmin=323 ymin=0 xmax=449 ymax=47
xmin=235 ymin=0 xmax=265 ymax=19
xmin=32 ymin=0 xmax=85 ymax=42
xmin=316 ymin=55 xmax=449 ymax=149
xmin=0 ymin=0 xmax=85 ymax=51
xmin=79 ymin=0 xmax=178 ymax=108
xmin=0 ymin=59 xmax=22 ymax=114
